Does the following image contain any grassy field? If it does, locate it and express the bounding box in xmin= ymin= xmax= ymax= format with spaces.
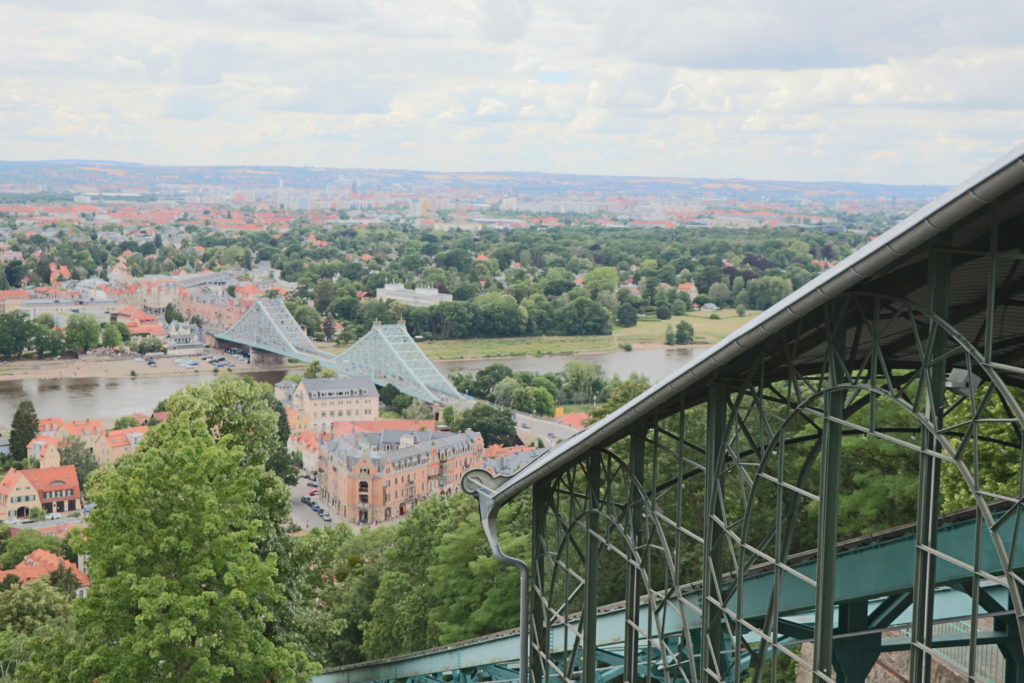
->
xmin=321 ymin=309 xmax=758 ymax=361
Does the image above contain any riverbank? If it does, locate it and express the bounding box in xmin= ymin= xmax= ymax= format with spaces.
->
xmin=0 ymin=310 xmax=751 ymax=384
xmin=0 ymin=354 xmax=293 ymax=383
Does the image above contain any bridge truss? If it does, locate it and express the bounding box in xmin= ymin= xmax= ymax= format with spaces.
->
xmin=216 ymin=300 xmax=459 ymax=404
xmin=461 ymin=146 xmax=1024 ymax=682
xmin=327 ymin=321 xmax=460 ymax=405
xmin=216 ymin=297 xmax=325 ymax=361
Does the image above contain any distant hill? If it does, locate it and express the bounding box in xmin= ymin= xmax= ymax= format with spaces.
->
xmin=0 ymin=160 xmax=947 ymax=205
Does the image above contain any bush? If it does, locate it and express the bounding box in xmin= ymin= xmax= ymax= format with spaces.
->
xmin=709 ymin=313 xmax=721 ymax=320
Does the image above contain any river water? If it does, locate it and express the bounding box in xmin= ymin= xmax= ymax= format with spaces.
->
xmin=0 ymin=347 xmax=709 ymax=425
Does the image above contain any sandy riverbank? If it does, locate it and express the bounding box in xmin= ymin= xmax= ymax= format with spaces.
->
xmin=0 ymin=354 xmax=293 ymax=383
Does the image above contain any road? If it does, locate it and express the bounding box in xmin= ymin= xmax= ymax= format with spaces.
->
xmin=514 ymin=412 xmax=580 ymax=447
xmin=451 ymin=396 xmax=582 ymax=447
xmin=290 ymin=475 xmax=329 ymax=531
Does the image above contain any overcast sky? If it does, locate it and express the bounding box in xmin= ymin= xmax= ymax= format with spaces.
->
xmin=2 ymin=0 xmax=1022 ymax=184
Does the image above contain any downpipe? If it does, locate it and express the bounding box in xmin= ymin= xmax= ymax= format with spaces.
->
xmin=475 ymin=486 xmax=529 ymax=683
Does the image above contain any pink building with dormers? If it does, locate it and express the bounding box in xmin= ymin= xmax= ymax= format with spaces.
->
xmin=319 ymin=430 xmax=484 ymax=525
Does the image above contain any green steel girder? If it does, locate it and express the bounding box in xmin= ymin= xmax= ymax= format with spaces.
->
xmin=317 ymin=511 xmax=1024 ymax=683
xmin=523 ymin=276 xmax=1024 ymax=679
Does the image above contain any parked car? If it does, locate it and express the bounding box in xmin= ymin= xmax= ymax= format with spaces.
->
xmin=320 ymin=511 xmax=332 ymax=522
xmin=300 ymin=496 xmax=310 ymax=504
xmin=311 ymin=504 xmax=322 ymax=513
xmin=45 ymin=512 xmax=61 ymax=520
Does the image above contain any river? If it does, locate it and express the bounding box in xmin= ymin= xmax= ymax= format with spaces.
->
xmin=0 ymin=347 xmax=709 ymax=426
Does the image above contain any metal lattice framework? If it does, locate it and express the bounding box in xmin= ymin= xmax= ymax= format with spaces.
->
xmin=218 ymin=297 xmax=325 ymax=360
xmin=461 ymin=146 xmax=1024 ymax=683
xmin=217 ymin=303 xmax=459 ymax=403
xmin=329 ymin=321 xmax=460 ymax=404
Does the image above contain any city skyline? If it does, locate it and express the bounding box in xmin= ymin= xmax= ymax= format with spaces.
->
xmin=2 ymin=0 xmax=1022 ymax=185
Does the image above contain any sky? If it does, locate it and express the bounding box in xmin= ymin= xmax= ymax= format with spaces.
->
xmin=1 ymin=0 xmax=1022 ymax=185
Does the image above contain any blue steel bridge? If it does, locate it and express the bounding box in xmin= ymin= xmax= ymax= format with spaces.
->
xmin=213 ymin=301 xmax=460 ymax=404
xmin=318 ymin=144 xmax=1024 ymax=682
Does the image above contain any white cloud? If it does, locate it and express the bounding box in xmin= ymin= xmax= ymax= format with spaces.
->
xmin=0 ymin=0 xmax=1020 ymax=184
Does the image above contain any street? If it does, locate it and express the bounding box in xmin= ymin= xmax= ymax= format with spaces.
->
xmin=289 ymin=475 xmax=329 ymax=532
xmin=514 ymin=413 xmax=580 ymax=447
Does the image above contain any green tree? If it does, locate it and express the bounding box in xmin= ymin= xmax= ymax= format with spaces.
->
xmin=427 ymin=496 xmax=528 ymax=643
xmin=563 ymin=361 xmax=604 ymax=405
xmin=491 ymin=376 xmax=524 ymax=407
xmin=63 ymin=314 xmax=100 ymax=353
xmin=292 ymin=304 xmax=321 ymax=338
xmin=163 ymin=303 xmax=184 ymax=323
xmin=303 ymin=360 xmax=336 ymax=379
xmin=0 ymin=580 xmax=71 ymax=634
xmin=131 ymin=336 xmax=164 ymax=354
xmin=616 ymin=302 xmax=638 ymax=327
xmin=4 ymin=261 xmax=25 ymax=288
xmin=557 ymin=298 xmax=612 ymax=336
xmin=665 ymin=325 xmax=676 ymax=345
xmin=455 ymin=404 xmax=517 ymax=446
xmin=0 ymin=312 xmax=34 ymax=359
xmin=9 ymin=401 xmax=38 ymax=463
xmin=362 ymin=571 xmax=434 ymax=659
xmin=0 ymin=580 xmax=72 ymax=677
xmin=322 ymin=312 xmax=337 ymax=342
xmin=473 ymin=293 xmax=526 ymax=337
xmin=313 ymin=279 xmax=336 ymax=314
xmin=33 ymin=324 xmax=64 ymax=358
xmin=746 ymin=275 xmax=793 ymax=310
xmin=40 ymin=421 xmax=317 ymax=680
xmin=58 ymin=437 xmax=99 ymax=496
xmin=46 ymin=563 xmax=82 ymax=598
xmin=112 ymin=416 xmax=140 ymax=430
xmin=100 ymin=324 xmax=122 ymax=348
xmin=587 ymin=376 xmax=651 ymax=424
xmin=675 ymin=319 xmax=695 ymax=345
xmin=708 ymin=281 xmax=732 ymax=307
xmin=584 ymin=266 xmax=619 ymax=293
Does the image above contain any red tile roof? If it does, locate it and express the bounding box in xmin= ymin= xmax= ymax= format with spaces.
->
xmin=0 ymin=549 xmax=89 ymax=588
xmin=20 ymin=465 xmax=80 ymax=500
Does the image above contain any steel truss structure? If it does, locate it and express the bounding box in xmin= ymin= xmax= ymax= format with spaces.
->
xmin=331 ymin=321 xmax=460 ymax=404
xmin=463 ymin=146 xmax=1024 ymax=682
xmin=217 ymin=297 xmax=325 ymax=360
xmin=216 ymin=302 xmax=459 ymax=403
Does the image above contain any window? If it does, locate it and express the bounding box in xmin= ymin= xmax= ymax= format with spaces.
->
xmin=359 ymin=494 xmax=368 ymax=504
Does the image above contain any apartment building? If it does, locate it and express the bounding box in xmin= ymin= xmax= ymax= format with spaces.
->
xmin=281 ymin=376 xmax=380 ymax=434
xmin=319 ymin=430 xmax=483 ymax=524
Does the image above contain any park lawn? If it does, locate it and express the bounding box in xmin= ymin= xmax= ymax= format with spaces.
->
xmin=317 ymin=309 xmax=758 ymax=361
xmin=410 ymin=309 xmax=758 ymax=360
